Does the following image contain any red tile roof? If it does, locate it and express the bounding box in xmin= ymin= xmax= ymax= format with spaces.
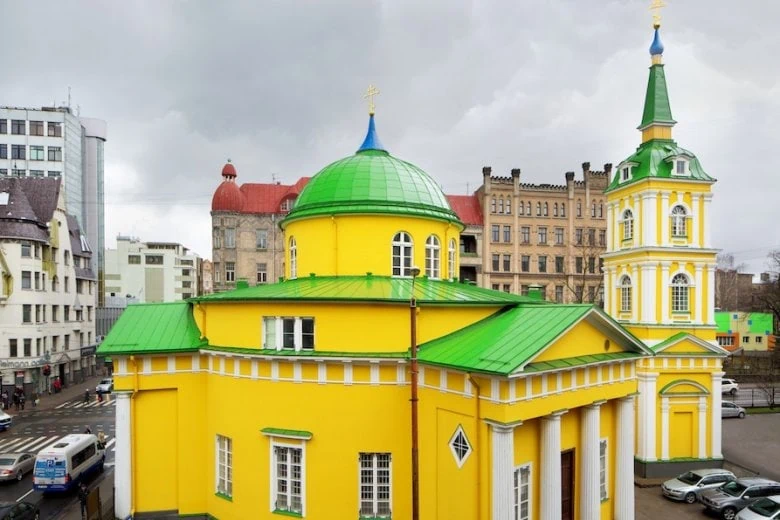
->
xmin=230 ymin=178 xmax=311 ymax=214
xmin=447 ymin=194 xmax=483 ymax=226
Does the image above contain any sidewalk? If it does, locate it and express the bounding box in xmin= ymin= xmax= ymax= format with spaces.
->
xmin=8 ymin=374 xmax=108 ymax=418
xmin=56 ymin=469 xmax=115 ymax=520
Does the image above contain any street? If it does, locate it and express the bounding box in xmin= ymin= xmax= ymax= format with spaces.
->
xmin=0 ymin=396 xmax=116 ymax=519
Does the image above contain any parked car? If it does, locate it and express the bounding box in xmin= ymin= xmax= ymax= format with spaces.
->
xmin=0 ymin=453 xmax=34 ymax=482
xmin=95 ymin=378 xmax=113 ymax=394
xmin=723 ymin=401 xmax=747 ymax=419
xmin=700 ymin=478 xmax=780 ymax=520
xmin=662 ymin=468 xmax=736 ymax=503
xmin=0 ymin=412 xmax=10 ymax=432
xmin=723 ymin=378 xmax=740 ymax=395
xmin=737 ymin=495 xmax=780 ymax=519
xmin=0 ymin=501 xmax=38 ymax=520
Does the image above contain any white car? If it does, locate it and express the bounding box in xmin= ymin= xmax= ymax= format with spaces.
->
xmin=0 ymin=411 xmax=10 ymax=431
xmin=722 ymin=401 xmax=746 ymax=419
xmin=95 ymin=378 xmax=113 ymax=394
xmin=737 ymin=495 xmax=780 ymax=519
xmin=723 ymin=378 xmax=739 ymax=395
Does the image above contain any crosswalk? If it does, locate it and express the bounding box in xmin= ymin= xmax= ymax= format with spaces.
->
xmin=54 ymin=399 xmax=116 ymax=409
xmin=0 ymin=434 xmax=117 ymax=454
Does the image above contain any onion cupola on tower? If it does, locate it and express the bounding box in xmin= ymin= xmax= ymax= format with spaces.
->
xmin=211 ymin=159 xmax=245 ymax=212
xmin=280 ymin=109 xmax=464 ymax=280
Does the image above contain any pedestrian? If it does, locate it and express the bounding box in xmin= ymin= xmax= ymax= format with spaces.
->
xmin=78 ymin=482 xmax=89 ymax=519
xmin=12 ymin=393 xmax=18 ymax=411
xmin=19 ymin=394 xmax=25 ymax=410
xmin=1 ymin=391 xmax=7 ymax=410
xmin=84 ymin=426 xmax=92 ymax=435
xmin=97 ymin=389 xmax=103 ymax=403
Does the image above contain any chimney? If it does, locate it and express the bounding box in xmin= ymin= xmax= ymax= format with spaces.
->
xmin=511 ymin=168 xmax=521 ymax=191
xmin=527 ymin=284 xmax=544 ymax=301
xmin=511 ymin=168 xmax=521 ymax=179
xmin=604 ymin=163 xmax=613 ymax=174
xmin=482 ymin=166 xmax=492 ymax=177
xmin=236 ymin=279 xmax=249 ymax=289
xmin=582 ymin=162 xmax=590 ymax=174
xmin=565 ymin=171 xmax=575 ymax=182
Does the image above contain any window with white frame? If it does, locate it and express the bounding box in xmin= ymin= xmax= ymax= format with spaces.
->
xmin=359 ymin=453 xmax=392 ymax=518
xmin=670 ymin=205 xmax=687 ymax=237
xmin=513 ymin=464 xmax=531 ymax=520
xmin=289 ymin=237 xmax=297 ymax=279
xmin=257 ymin=263 xmax=268 ymax=284
xmin=674 ymin=159 xmax=688 ymax=176
xmin=425 ymin=235 xmax=440 ymax=279
xmin=622 ymin=209 xmax=634 ymax=241
xmin=671 ymin=273 xmax=690 ymax=312
xmin=225 ymin=262 xmax=235 ymax=282
xmin=273 ymin=444 xmax=304 ymax=514
xmin=505 ymin=195 xmax=511 ymax=214
xmin=599 ymin=439 xmax=608 ymax=501
xmin=449 ymin=425 xmax=472 ymax=468
xmin=224 ymin=228 xmax=236 ymax=248
xmin=263 ymin=317 xmax=315 ymax=351
xmin=620 ymin=166 xmax=631 ymax=182
xmin=448 ymin=239 xmax=456 ymax=280
xmin=391 ymin=232 xmax=413 ymax=277
xmin=619 ymin=275 xmax=632 ymax=313
xmin=215 ymin=435 xmax=232 ymax=497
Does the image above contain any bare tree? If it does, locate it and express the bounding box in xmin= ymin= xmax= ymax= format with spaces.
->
xmin=715 ymin=252 xmax=748 ymax=311
xmin=564 ymin=228 xmax=605 ymax=305
xmin=754 ymin=250 xmax=780 ymax=326
xmin=754 ymin=349 xmax=780 ymax=409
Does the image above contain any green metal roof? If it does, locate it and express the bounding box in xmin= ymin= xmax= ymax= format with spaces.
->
xmin=417 ymin=304 xmax=593 ymax=375
xmin=260 ymin=428 xmax=313 ymax=440
xmin=281 ymin=149 xmax=462 ymax=228
xmin=606 ymin=139 xmax=715 ymax=192
xmin=715 ymin=312 xmax=731 ymax=333
xmin=748 ymin=313 xmax=774 ymax=334
xmin=522 ymin=351 xmax=642 ymax=373
xmin=640 ymin=64 xmax=675 ymax=129
xmin=204 ymin=345 xmax=405 ymax=359
xmin=97 ymin=302 xmax=206 ymax=356
xmin=191 ymin=276 xmax=538 ymax=305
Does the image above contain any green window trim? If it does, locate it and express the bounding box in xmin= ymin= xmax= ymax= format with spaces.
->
xmin=273 ymin=510 xmax=303 ymax=518
xmin=261 ymin=427 xmax=313 ymax=440
xmin=215 ymin=491 xmax=233 ymax=502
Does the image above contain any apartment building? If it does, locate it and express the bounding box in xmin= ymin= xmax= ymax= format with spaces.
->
xmin=0 ymin=106 xmax=107 ymax=304
xmin=104 ymin=237 xmax=201 ymax=302
xmin=0 ymin=177 xmax=97 ymax=396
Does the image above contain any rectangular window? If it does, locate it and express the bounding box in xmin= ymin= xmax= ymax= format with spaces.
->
xmin=22 ymin=305 xmax=31 ymax=323
xmin=30 ymin=169 xmax=44 ymax=177
xmin=64 ymin=305 xmax=70 ymax=321
xmin=48 ymin=122 xmax=62 ymax=137
xmin=514 ymin=464 xmax=531 ymax=520
xmin=213 ymin=228 xmax=222 ymax=249
xmin=301 ymin=318 xmax=314 ymax=350
xmin=359 ymin=453 xmax=392 ymax=519
xmin=575 ymin=286 xmax=583 ymax=302
xmin=588 ymin=257 xmax=595 ymax=274
xmin=503 ymin=225 xmax=511 ymax=243
xmin=225 ymin=262 xmax=235 ymax=282
xmin=588 ymin=286 xmax=596 ymax=303
xmin=145 ymin=255 xmax=163 ymax=265
xmin=492 ymin=284 xmax=500 ymax=291
xmin=34 ymin=272 xmax=41 ymax=290
xmin=588 ymin=228 xmax=596 ymax=246
xmin=65 ymin=334 xmax=70 ymax=349
xmin=11 ymin=120 xmax=25 ymax=135
xmin=182 ymin=281 xmax=192 ymax=289
xmin=555 ymin=256 xmax=565 ymax=274
xmin=742 ymin=336 xmax=749 ymax=343
xmin=0 ymin=169 xmax=7 ymax=176
xmin=575 ymin=228 xmax=583 ymax=245
xmin=520 ymin=227 xmax=530 ymax=244
xmin=537 ymin=227 xmax=547 ymax=245
xmin=256 ymin=229 xmax=268 ymax=249
xmin=600 ymin=439 xmax=608 ymax=500
xmin=264 ymin=317 xmax=315 ymax=351
xmin=538 ymin=256 xmax=547 ymax=273
xmin=257 ymin=263 xmax=268 ymax=284
xmin=214 ymin=263 xmax=221 ymax=283
xmin=503 ymin=284 xmax=511 ymax=293
xmin=24 ymin=339 xmax=31 ymax=357
xmin=29 ymin=121 xmax=44 ymax=136
xmin=520 ymin=285 xmax=529 ymax=297
xmin=575 ymin=257 xmax=583 ymax=274
xmin=621 ymin=167 xmax=630 ymax=182
xmin=0 ymin=144 xmax=6 ymax=159
xmin=30 ymin=144 xmax=44 ymax=160
xmin=47 ymin=170 xmax=61 ymax=177
xmin=555 ymin=227 xmax=564 ymax=245
xmin=224 ymin=228 xmax=236 ymax=248
xmin=35 ymin=305 xmax=41 ymax=323
xmin=9 ymin=339 xmax=17 ymax=358
xmin=676 ymin=160 xmax=686 ymax=174
xmin=0 ymin=120 xmax=6 ymax=133
xmin=263 ymin=317 xmax=276 ymax=349
xmin=215 ymin=435 xmax=232 ymax=498
xmin=21 ymin=242 xmax=31 ymax=257
xmin=47 ymin=146 xmax=62 ymax=161
xmin=503 ymin=254 xmax=511 ymax=272
xmin=52 ymin=305 xmax=59 ymax=322
xmin=12 ymin=169 xmax=25 ymax=177
xmin=599 ymin=230 xmax=606 ymax=246
xmin=273 ymin=445 xmax=304 ymax=514
xmin=521 ymin=255 xmax=530 ymax=273
xmin=12 ymin=145 xmax=25 ymax=160
xmin=128 ymin=255 xmax=141 ymax=264
xmin=22 ymin=271 xmax=31 ymax=289
xmin=756 ymin=336 xmax=763 ymax=343
xmin=64 ymin=276 xmax=69 ymax=292
xmin=52 ymin=336 xmax=59 ymax=352
xmin=555 ymin=286 xmax=564 ymax=303
xmin=492 ymin=254 xmax=500 ymax=272
xmin=491 ymin=225 xmax=500 ymax=242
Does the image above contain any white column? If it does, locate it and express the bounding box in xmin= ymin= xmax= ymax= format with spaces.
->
xmin=660 ymin=192 xmax=670 ymax=245
xmin=637 ymin=373 xmax=657 ymax=461
xmin=643 ymin=192 xmax=658 ymax=247
xmin=607 ymin=268 xmax=617 ymax=317
xmin=703 ymin=194 xmax=713 ymax=248
xmin=603 ymin=268 xmax=612 ymax=317
xmin=606 ymin=203 xmax=614 ymax=253
xmin=491 ymin=423 xmax=516 ymax=519
xmin=580 ymin=404 xmax=602 ymax=520
xmin=631 ymin=265 xmax=640 ymax=323
xmin=615 ymin=396 xmax=635 ymax=520
xmin=711 ymin=372 xmax=724 ymax=458
xmin=540 ymin=412 xmax=565 ymax=520
xmin=633 ymin=195 xmax=642 ymax=245
xmin=698 ymin=396 xmax=708 ymax=459
xmin=694 ymin=264 xmax=704 ymax=324
xmin=660 ymin=397 xmax=670 ymax=460
xmin=115 ymin=391 xmax=133 ymax=520
xmin=611 ymin=203 xmax=620 ymax=251
xmin=706 ymin=264 xmax=716 ymax=325
xmin=691 ymin=194 xmax=700 ymax=247
xmin=660 ymin=262 xmax=670 ymax=323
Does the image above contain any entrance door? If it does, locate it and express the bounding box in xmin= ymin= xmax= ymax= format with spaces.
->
xmin=561 ymin=449 xmax=575 ymax=520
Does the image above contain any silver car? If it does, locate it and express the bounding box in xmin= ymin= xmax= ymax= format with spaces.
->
xmin=737 ymin=495 xmax=780 ymax=519
xmin=701 ymin=478 xmax=780 ymax=520
xmin=0 ymin=453 xmax=34 ymax=482
xmin=662 ymin=468 xmax=735 ymax=503
xmin=723 ymin=401 xmax=747 ymax=419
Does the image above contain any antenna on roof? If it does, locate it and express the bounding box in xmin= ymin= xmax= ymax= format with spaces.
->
xmin=68 ymin=86 xmax=72 ymax=109
xmin=466 ymin=182 xmax=470 ymax=194
xmin=272 ymin=173 xmax=277 ymax=183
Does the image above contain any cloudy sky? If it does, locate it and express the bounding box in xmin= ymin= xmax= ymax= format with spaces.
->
xmin=2 ymin=0 xmax=778 ymax=274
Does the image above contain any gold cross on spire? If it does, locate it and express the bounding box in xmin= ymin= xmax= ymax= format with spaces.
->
xmin=650 ymin=0 xmax=666 ymax=28
xmin=364 ymin=84 xmax=380 ymax=115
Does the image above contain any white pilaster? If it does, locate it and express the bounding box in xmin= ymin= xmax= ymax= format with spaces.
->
xmin=611 ymin=203 xmax=620 ymax=251
xmin=703 ymin=194 xmax=713 ymax=248
xmin=631 ymin=264 xmax=640 ymax=323
xmin=643 ymin=192 xmax=658 ymax=247
xmin=691 ymin=194 xmax=700 ymax=247
xmin=637 ymin=372 xmax=657 ymax=461
xmin=711 ymin=372 xmax=724 ymax=458
xmin=660 ymin=262 xmax=670 ymax=323
xmin=491 ymin=423 xmax=517 ymax=519
xmin=607 ymin=268 xmax=617 ymax=317
xmin=115 ymin=392 xmax=133 ymax=519
xmin=580 ymin=404 xmax=602 ymax=520
xmin=694 ymin=264 xmax=704 ymax=324
xmin=540 ymin=412 xmax=566 ymax=520
xmin=606 ymin=203 xmax=614 ymax=253
xmin=698 ymin=396 xmax=707 ymax=459
xmin=660 ymin=192 xmax=670 ymax=245
xmin=706 ymin=264 xmax=716 ymax=325
xmin=633 ymin=195 xmax=642 ymax=245
xmin=615 ymin=396 xmax=635 ymax=520
xmin=660 ymin=397 xmax=670 ymax=460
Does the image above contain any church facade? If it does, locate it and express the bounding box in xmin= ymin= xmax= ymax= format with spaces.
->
xmin=101 ymin=21 xmax=726 ymax=520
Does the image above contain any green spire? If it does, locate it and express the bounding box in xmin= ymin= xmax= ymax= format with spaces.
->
xmin=639 ymin=63 xmax=676 ymax=130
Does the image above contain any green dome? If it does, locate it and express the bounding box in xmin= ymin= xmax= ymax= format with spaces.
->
xmin=281 ymin=116 xmax=462 ymax=228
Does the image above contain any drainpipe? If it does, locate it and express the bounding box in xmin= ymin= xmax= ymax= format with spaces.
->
xmin=129 ymin=355 xmax=139 ymax=517
xmin=410 ymin=267 xmax=421 ymax=520
xmin=468 ymin=374 xmax=482 ymax=519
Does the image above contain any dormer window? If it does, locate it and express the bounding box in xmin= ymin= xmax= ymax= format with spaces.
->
xmin=620 ymin=166 xmax=631 ymax=182
xmin=668 ymin=156 xmax=691 ymax=177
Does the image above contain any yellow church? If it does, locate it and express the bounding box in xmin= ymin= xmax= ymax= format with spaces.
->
xmin=101 ymin=20 xmax=727 ymax=520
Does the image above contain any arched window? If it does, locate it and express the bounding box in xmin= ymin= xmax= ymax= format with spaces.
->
xmin=671 ymin=273 xmax=690 ymax=312
xmin=553 ymin=203 xmax=558 ymax=217
xmin=491 ymin=197 xmax=497 ymax=214
xmin=498 ymin=197 xmax=504 ymax=214
xmin=505 ymin=196 xmax=511 ymax=214
xmin=289 ymin=237 xmax=297 ymax=279
xmin=543 ymin=202 xmax=549 ymax=216
xmin=671 ymin=205 xmax=688 ymax=237
xmin=448 ymin=238 xmax=457 ymax=280
xmin=561 ymin=203 xmax=566 ymax=217
xmin=392 ymin=232 xmax=413 ymax=277
xmin=598 ymin=203 xmax=604 ymax=219
xmin=536 ymin=202 xmax=542 ymax=216
xmin=577 ymin=200 xmax=583 ymax=217
xmin=622 ymin=209 xmax=634 ymax=240
xmin=591 ymin=200 xmax=596 ymax=218
xmin=518 ymin=200 xmax=524 ymax=215
xmin=425 ymin=235 xmax=441 ymax=279
xmin=619 ymin=275 xmax=632 ymax=313
xmin=526 ymin=202 xmax=531 ymax=215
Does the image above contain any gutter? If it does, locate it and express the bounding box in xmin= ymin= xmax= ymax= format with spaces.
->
xmin=468 ymin=374 xmax=482 ymax=519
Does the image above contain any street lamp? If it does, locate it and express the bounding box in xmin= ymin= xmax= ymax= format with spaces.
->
xmin=409 ymin=266 xmax=421 ymax=520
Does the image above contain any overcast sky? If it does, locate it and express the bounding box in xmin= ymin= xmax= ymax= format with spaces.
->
xmin=2 ymin=1 xmax=778 ymax=274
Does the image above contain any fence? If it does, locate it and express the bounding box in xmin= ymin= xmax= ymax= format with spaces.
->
xmin=725 ymin=387 xmax=779 ymax=408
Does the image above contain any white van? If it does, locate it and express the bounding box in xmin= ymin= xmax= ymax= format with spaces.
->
xmin=33 ymin=434 xmax=105 ymax=492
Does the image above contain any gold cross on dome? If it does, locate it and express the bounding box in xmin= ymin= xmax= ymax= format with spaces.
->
xmin=364 ymin=84 xmax=380 ymax=115
xmin=650 ymin=0 xmax=666 ymax=28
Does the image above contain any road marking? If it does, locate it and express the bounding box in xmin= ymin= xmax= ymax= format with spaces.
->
xmin=105 ymin=438 xmax=116 ymax=449
xmin=26 ymin=436 xmax=60 ymax=452
xmin=16 ymin=489 xmax=34 ymax=502
xmin=73 ymin=402 xmax=88 ymax=409
xmin=54 ymin=402 xmax=70 ymax=409
xmin=0 ymin=437 xmax=31 ymax=451
xmin=14 ymin=436 xmax=47 ymax=452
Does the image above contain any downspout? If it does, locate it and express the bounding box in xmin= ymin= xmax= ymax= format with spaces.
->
xmin=129 ymin=355 xmax=140 ymax=517
xmin=331 ymin=216 xmax=338 ymax=275
xmin=468 ymin=374 xmax=482 ymax=519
